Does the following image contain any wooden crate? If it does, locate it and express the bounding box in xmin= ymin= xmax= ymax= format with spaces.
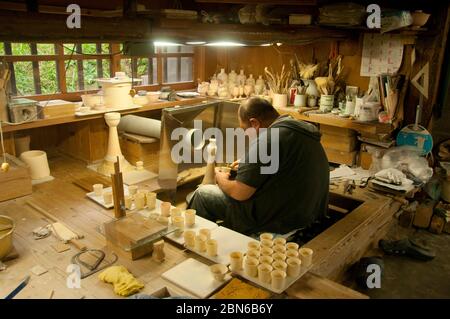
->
xmin=324 ymin=148 xmax=357 ymax=166
xmin=119 ymin=134 xmax=160 ymax=173
xmin=37 ymin=100 xmax=76 ymax=119
xmin=321 ymin=133 xmax=357 ymax=152
xmin=0 ymin=154 xmax=32 ymax=202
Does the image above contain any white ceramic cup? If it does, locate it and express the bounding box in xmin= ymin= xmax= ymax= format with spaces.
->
xmin=184 ymin=209 xmax=196 ymax=227
xmin=136 ymin=161 xmax=144 ymax=170
xmin=206 ymin=239 xmax=218 ymax=257
xmin=146 ymin=192 xmax=157 ymax=210
xmin=195 ymin=234 xmax=207 ymax=252
xmin=93 ymin=184 xmax=103 ymax=196
xmin=183 ymin=230 xmax=196 ymax=248
xmin=157 ymin=215 xmax=169 ymax=226
xmin=273 ymin=253 xmax=287 ymax=262
xmin=244 ymin=256 xmax=259 ymax=277
xmin=258 ymin=263 xmax=273 ymax=284
xmin=128 ymin=185 xmax=138 ymax=196
xmin=259 ymin=255 xmax=273 ymax=265
xmin=124 ymin=195 xmax=133 ymax=210
xmin=299 ymin=247 xmax=313 ymax=267
xmin=246 ymin=249 xmax=260 ymax=259
xmin=103 ymin=192 xmax=113 ymax=205
xmin=286 ymin=257 xmax=302 ymax=277
xmin=273 ymin=237 xmax=287 ymax=246
xmin=260 ymin=239 xmax=273 ymax=248
xmin=229 ymin=251 xmax=243 ymax=271
xmin=273 ymin=244 xmax=286 ymax=254
xmin=134 ymin=193 xmax=146 ymax=210
xmin=199 ymin=228 xmax=211 ymax=241
xmin=160 ymin=202 xmax=171 ymax=217
xmin=272 ymin=260 xmax=287 ymax=272
xmin=210 ymin=264 xmax=228 ymax=281
xmin=247 ymin=241 xmax=260 ymax=251
xmin=172 ymin=216 xmax=184 ymax=237
xmin=286 ymin=242 xmax=299 ymax=251
xmin=271 ymin=270 xmax=287 ymax=290
xmin=272 ymin=93 xmax=288 ymax=108
xmin=260 ymin=233 xmax=273 ymax=241
xmin=260 ymin=247 xmax=274 ymax=256
xmin=294 ymin=94 xmax=307 ymax=108
xmin=286 ymin=249 xmax=299 ymax=259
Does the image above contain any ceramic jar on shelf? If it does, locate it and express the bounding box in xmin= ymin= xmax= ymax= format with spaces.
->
xmin=237 ymin=69 xmax=247 ymax=86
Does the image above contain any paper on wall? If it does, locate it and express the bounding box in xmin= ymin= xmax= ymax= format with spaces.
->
xmin=360 ymin=33 xmax=404 ymax=77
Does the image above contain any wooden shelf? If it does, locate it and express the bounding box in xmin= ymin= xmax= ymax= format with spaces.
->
xmin=1 ymin=97 xmax=207 ymax=133
xmin=276 ymin=106 xmax=393 ymax=135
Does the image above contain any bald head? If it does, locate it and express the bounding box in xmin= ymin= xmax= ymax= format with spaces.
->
xmin=238 ymin=97 xmax=279 ymax=130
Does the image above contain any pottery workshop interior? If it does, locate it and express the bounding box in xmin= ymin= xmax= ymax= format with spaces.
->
xmin=0 ymin=0 xmax=450 ymax=303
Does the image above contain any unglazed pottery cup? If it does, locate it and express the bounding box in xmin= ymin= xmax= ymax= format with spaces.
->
xmin=247 ymin=241 xmax=260 ymax=251
xmin=260 ymin=239 xmax=273 ymax=248
xmin=244 ymin=256 xmax=259 ymax=277
xmin=258 ymin=263 xmax=273 ymax=284
xmin=206 ymin=239 xmax=218 ymax=257
xmin=103 ymin=192 xmax=113 ymax=205
xmin=172 ymin=216 xmax=184 ymax=237
xmin=273 ymin=237 xmax=286 ymax=246
xmin=146 ymin=192 xmax=157 ymax=210
xmin=286 ymin=249 xmax=299 ymax=259
xmin=271 ymin=270 xmax=287 ymax=290
xmin=260 ymin=247 xmax=273 ymax=256
xmin=170 ymin=208 xmax=182 ymax=223
xmin=157 ymin=215 xmax=169 ymax=226
xmin=128 ymin=185 xmax=138 ymax=196
xmin=184 ymin=209 xmax=196 ymax=227
xmin=134 ymin=193 xmax=146 ymax=210
xmin=259 ymin=255 xmax=273 ymax=265
xmin=273 ymin=244 xmax=286 ymax=254
xmin=195 ymin=234 xmax=207 ymax=252
xmin=272 ymin=253 xmax=286 ymax=262
xmin=286 ymin=257 xmax=302 ymax=277
xmin=93 ymin=184 xmax=103 ymax=196
xmin=260 ymin=233 xmax=273 ymax=241
xmin=183 ymin=230 xmax=196 ymax=248
xmin=272 ymin=260 xmax=287 ymax=272
xmin=299 ymin=247 xmax=313 ymax=267
xmin=229 ymin=251 xmax=243 ymax=271
xmin=124 ymin=195 xmax=133 ymax=210
xmin=136 ymin=161 xmax=144 ymax=170
xmin=199 ymin=228 xmax=211 ymax=240
xmin=160 ymin=202 xmax=171 ymax=217
xmin=246 ymin=249 xmax=260 ymax=259
xmin=210 ymin=264 xmax=228 ymax=281
xmin=286 ymin=242 xmax=299 ymax=251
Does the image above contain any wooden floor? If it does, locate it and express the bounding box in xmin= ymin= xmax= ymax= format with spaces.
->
xmin=0 ymin=152 xmax=205 ymax=299
xmin=0 ymin=152 xmax=375 ymax=299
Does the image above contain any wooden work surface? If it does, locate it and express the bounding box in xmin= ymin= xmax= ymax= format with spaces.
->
xmin=2 ymin=97 xmax=207 ymax=133
xmin=276 ymin=106 xmax=393 ymax=135
xmin=0 ymin=154 xmax=401 ymax=299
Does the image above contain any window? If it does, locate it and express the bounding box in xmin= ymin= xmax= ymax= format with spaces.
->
xmin=0 ymin=42 xmax=197 ymax=99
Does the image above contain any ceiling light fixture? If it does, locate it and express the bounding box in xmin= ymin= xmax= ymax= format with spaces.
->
xmin=153 ymin=41 xmax=182 ymax=47
xmin=205 ymin=41 xmax=245 ymax=47
xmin=185 ymin=41 xmax=207 ymax=45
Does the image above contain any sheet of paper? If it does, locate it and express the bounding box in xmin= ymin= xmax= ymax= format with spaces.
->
xmin=360 ymin=34 xmax=404 ymax=77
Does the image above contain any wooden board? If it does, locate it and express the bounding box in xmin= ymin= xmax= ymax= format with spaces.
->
xmin=73 ymin=175 xmax=112 ymax=192
xmin=286 ymin=272 xmax=369 ymax=299
xmin=86 ymin=185 xmax=130 ymax=209
xmin=320 ymin=125 xmax=356 ymax=137
xmin=161 ymin=258 xmax=232 ymax=299
xmin=0 ymin=154 xmax=32 ymax=202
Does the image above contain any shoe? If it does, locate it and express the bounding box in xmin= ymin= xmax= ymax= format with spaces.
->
xmin=378 ymin=238 xmax=435 ymax=261
xmin=354 ymin=256 xmax=384 ymax=289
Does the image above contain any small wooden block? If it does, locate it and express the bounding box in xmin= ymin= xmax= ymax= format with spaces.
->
xmin=413 ymin=199 xmax=436 ymax=228
xmin=52 ymin=243 xmax=71 ymax=253
xmin=31 ymin=265 xmax=48 ymax=276
xmin=429 ymin=215 xmax=445 ymax=234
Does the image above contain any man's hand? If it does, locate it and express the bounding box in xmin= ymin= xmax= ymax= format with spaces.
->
xmin=215 ymin=167 xmax=230 ymax=184
xmin=230 ymin=160 xmax=240 ymax=170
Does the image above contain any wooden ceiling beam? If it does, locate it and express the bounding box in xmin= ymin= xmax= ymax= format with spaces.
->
xmin=195 ymin=0 xmax=317 ymax=5
xmin=0 ymin=11 xmax=152 ymax=42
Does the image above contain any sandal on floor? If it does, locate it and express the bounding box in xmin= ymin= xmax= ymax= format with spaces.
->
xmin=353 ymin=256 xmax=384 ymax=289
xmin=378 ymin=238 xmax=435 ymax=261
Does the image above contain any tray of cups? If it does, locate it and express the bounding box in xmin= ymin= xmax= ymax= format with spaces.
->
xmin=86 ymin=184 xmax=130 ymax=209
xmin=227 ymin=233 xmax=314 ymax=294
xmin=179 ymin=226 xmax=254 ymax=266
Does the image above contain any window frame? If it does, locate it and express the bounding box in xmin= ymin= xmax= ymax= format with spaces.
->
xmin=1 ymin=42 xmax=198 ymax=102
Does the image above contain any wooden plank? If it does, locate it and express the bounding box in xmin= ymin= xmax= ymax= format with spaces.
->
xmin=0 ymin=154 xmax=32 ymax=202
xmin=321 ymin=134 xmax=357 ymax=152
xmin=320 ymin=125 xmax=356 ymax=137
xmin=307 ymin=196 xmax=401 ymax=282
xmin=286 ymin=272 xmax=369 ymax=299
xmin=1 ymin=97 xmax=205 ymax=133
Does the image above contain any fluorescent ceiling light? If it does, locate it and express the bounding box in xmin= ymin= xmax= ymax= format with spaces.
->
xmin=153 ymin=41 xmax=181 ymax=46
xmin=260 ymin=43 xmax=272 ymax=46
xmin=185 ymin=41 xmax=206 ymax=45
xmin=206 ymin=41 xmax=245 ymax=47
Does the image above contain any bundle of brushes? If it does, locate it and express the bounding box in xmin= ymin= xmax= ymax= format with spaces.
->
xmin=315 ymin=55 xmax=344 ymax=95
xmin=264 ymin=65 xmax=291 ymax=94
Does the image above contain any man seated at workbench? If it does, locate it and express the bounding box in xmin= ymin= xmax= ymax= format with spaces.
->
xmin=188 ymin=97 xmax=330 ymax=236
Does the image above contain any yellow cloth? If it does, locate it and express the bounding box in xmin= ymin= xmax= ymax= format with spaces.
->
xmin=98 ymin=265 xmax=144 ymax=297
